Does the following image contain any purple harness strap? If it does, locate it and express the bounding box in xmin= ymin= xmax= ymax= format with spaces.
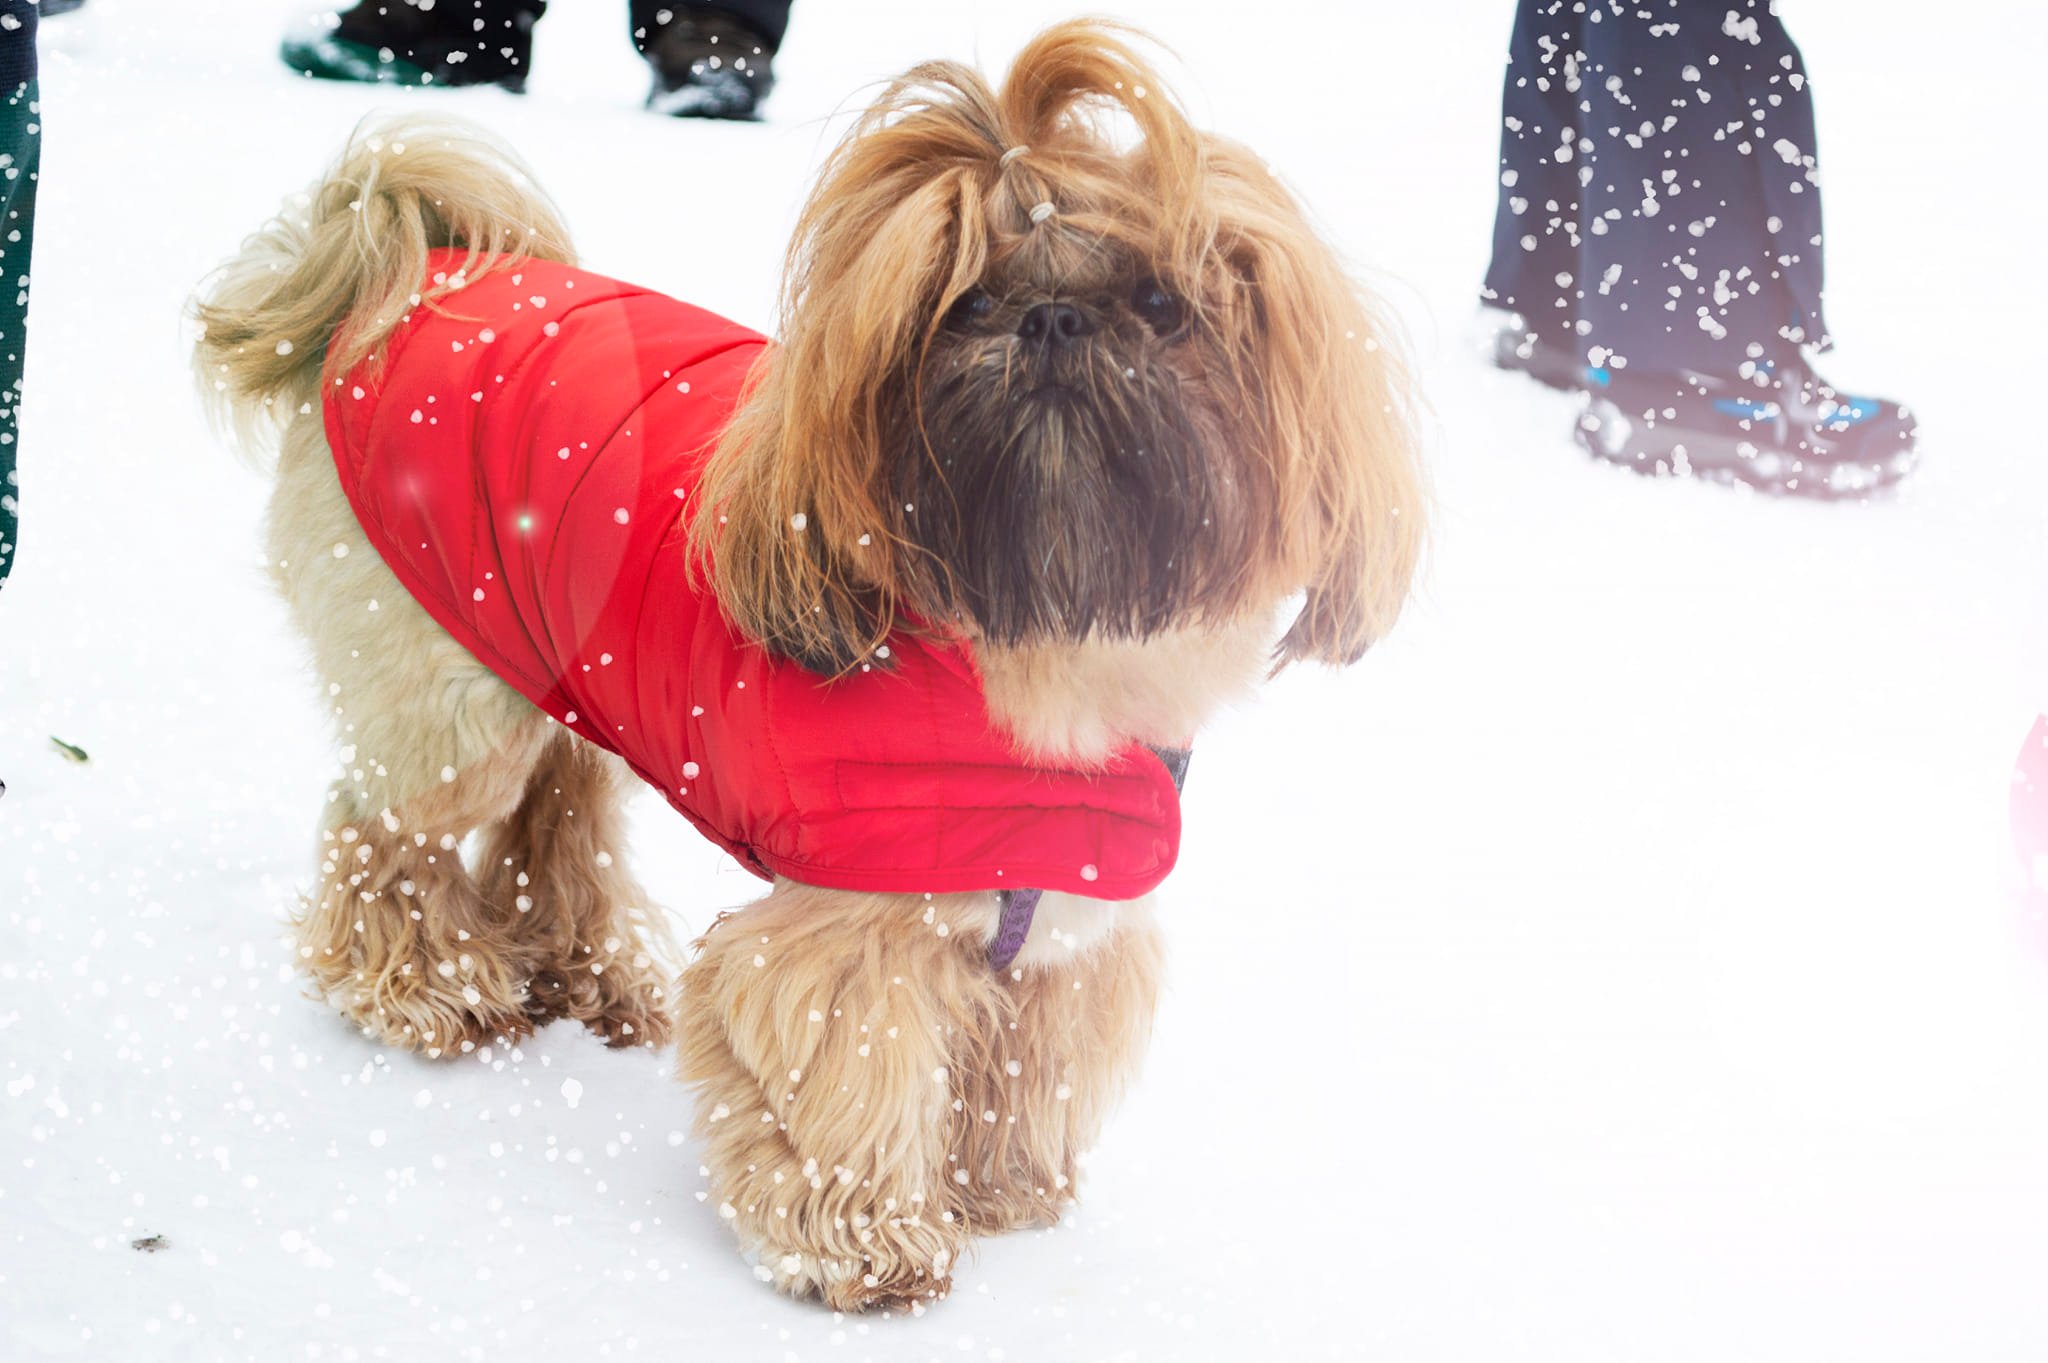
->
xmin=987 ymin=744 xmax=1191 ymax=973
xmin=986 ymin=887 xmax=1045 ymax=973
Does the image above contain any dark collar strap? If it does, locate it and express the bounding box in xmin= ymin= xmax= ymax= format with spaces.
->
xmin=987 ymin=744 xmax=1191 ymax=974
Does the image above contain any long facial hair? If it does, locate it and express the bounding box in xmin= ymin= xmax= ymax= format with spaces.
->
xmin=689 ymin=19 xmax=1423 ymax=675
xmin=899 ymin=260 xmax=1262 ymax=648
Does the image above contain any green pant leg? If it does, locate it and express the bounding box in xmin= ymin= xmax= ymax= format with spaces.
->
xmin=0 ymin=77 xmax=36 ymax=589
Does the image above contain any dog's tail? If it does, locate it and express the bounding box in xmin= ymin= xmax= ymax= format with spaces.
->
xmin=191 ymin=113 xmax=576 ymax=465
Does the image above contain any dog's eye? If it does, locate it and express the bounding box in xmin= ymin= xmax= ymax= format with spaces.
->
xmin=944 ymin=288 xmax=997 ymax=329
xmin=1131 ymin=278 xmax=1185 ymax=335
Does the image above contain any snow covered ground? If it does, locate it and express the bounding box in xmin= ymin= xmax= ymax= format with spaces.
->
xmin=4 ymin=0 xmax=2046 ymax=1358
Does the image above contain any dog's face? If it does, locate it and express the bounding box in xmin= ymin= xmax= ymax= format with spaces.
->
xmin=899 ymin=202 xmax=1250 ymax=652
xmin=693 ymin=20 xmax=1422 ymax=674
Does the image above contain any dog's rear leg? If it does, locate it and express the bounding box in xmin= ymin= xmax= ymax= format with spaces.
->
xmin=475 ymin=735 xmax=680 ymax=1047
xmin=677 ymin=884 xmax=996 ymax=1311
xmin=299 ymin=706 xmax=553 ymax=1057
xmin=269 ymin=407 xmax=563 ymax=1055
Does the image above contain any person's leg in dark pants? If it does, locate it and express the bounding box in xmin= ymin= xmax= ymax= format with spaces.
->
xmin=0 ymin=1 xmax=37 ymax=591
xmin=1482 ymin=0 xmax=1914 ymax=496
xmin=1570 ymin=1 xmax=1826 ymax=378
xmin=1571 ymin=2 xmax=1913 ymax=493
xmin=1481 ymin=0 xmax=1590 ymax=388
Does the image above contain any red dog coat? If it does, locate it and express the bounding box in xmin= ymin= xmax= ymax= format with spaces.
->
xmin=322 ymin=250 xmax=1180 ymax=899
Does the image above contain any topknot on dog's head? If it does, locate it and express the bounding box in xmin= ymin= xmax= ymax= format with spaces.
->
xmin=808 ymin=21 xmax=1208 ymax=322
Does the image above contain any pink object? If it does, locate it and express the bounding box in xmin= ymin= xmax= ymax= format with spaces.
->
xmin=2014 ymin=715 xmax=2048 ymax=895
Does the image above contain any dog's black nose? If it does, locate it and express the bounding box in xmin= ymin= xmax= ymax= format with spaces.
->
xmin=1017 ymin=301 xmax=1094 ymax=349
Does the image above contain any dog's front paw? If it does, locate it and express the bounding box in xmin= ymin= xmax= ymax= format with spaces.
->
xmin=703 ymin=1115 xmax=965 ymax=1312
xmin=743 ymin=1208 xmax=961 ymax=1313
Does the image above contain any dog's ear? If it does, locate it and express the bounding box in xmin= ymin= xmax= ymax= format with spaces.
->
xmin=688 ymin=62 xmax=1009 ymax=674
xmin=1193 ymin=139 xmax=1427 ymax=669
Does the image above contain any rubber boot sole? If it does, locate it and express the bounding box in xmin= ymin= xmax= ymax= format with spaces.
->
xmin=1576 ymin=395 xmax=1919 ymax=499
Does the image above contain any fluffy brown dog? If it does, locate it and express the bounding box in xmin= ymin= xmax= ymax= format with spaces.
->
xmin=193 ymin=21 xmax=1422 ymax=1311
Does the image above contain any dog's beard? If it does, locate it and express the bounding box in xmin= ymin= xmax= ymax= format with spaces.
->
xmin=899 ymin=328 xmax=1258 ymax=647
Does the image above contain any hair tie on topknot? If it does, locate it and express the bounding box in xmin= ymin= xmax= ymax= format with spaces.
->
xmin=1028 ymin=201 xmax=1057 ymax=225
xmin=999 ymin=145 xmax=1031 ymax=167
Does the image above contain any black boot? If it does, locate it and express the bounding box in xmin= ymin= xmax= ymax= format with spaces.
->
xmin=282 ymin=0 xmax=543 ymax=93
xmin=1576 ymin=353 xmax=1919 ymax=499
xmin=639 ymin=7 xmax=775 ymax=120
